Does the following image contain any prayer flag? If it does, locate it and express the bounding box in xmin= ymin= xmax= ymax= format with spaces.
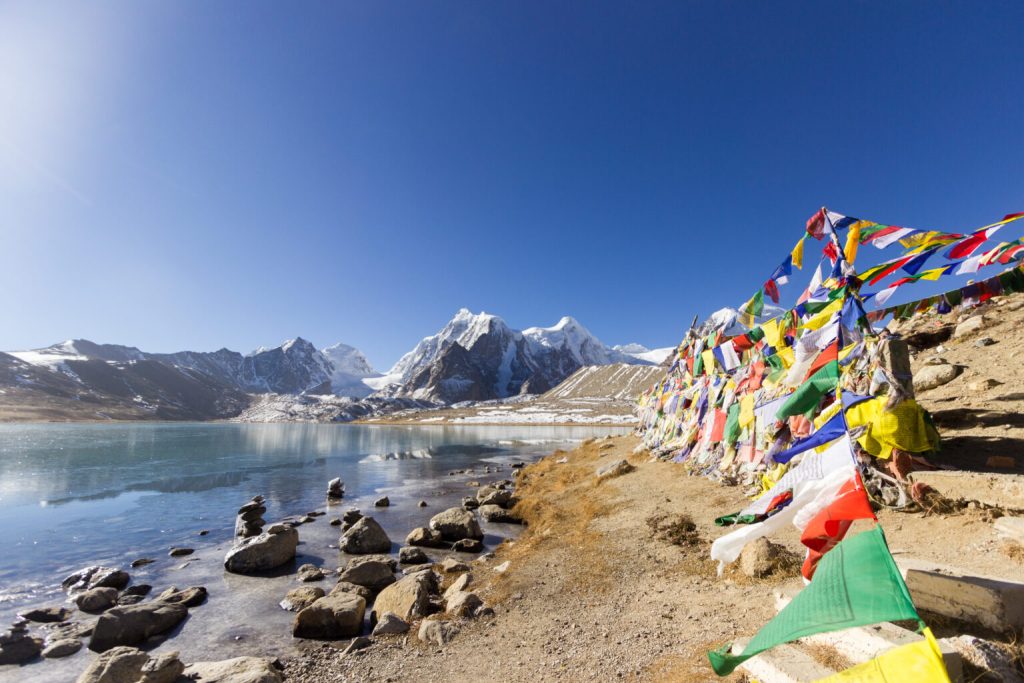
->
xmin=792 ymin=237 xmax=805 ymax=270
xmin=946 ymin=224 xmax=1004 ymax=259
xmin=708 ymin=526 xmax=921 ymax=676
xmin=799 ymin=471 xmax=876 ymax=580
xmin=776 ymin=360 xmax=839 ymax=421
xmin=806 ymin=208 xmax=827 ymax=239
xmin=814 ymin=628 xmax=950 ymax=682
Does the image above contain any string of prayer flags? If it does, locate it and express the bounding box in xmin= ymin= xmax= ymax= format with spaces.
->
xmin=708 ymin=526 xmax=922 ymax=676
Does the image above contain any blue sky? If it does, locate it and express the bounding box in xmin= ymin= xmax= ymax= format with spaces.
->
xmin=2 ymin=2 xmax=1022 ymax=370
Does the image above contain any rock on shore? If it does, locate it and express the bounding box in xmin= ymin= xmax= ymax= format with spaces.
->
xmin=224 ymin=524 xmax=299 ymax=573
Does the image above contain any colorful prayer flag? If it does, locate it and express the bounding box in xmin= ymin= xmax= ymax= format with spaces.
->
xmin=708 ymin=525 xmax=921 ymax=676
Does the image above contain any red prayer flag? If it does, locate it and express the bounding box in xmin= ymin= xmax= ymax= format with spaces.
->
xmin=868 ymin=256 xmax=913 ymax=285
xmin=806 ymin=209 xmax=826 ymax=239
xmin=800 ymin=472 xmax=876 ymax=580
xmin=804 ymin=340 xmax=839 ymax=383
xmin=764 ymin=279 xmax=781 ymax=304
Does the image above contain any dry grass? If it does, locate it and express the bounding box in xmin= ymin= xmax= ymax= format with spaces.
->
xmin=1001 ymin=541 xmax=1024 ymax=564
xmin=646 ymin=512 xmax=703 ymax=547
xmin=482 ymin=440 xmax=617 ymax=604
xmin=803 ymin=641 xmax=855 ymax=673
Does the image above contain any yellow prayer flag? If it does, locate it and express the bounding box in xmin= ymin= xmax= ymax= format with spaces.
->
xmin=762 ymin=318 xmax=782 ymax=348
xmin=775 ymin=346 xmax=795 ymax=369
xmin=915 ymin=267 xmax=949 ymax=282
xmin=701 ymin=349 xmax=716 ymax=376
xmin=813 ymin=628 xmax=950 ymax=683
xmin=844 ymin=223 xmax=861 ymax=264
xmin=792 ymin=236 xmax=805 ymax=270
xmin=738 ymin=394 xmax=755 ymax=430
xmin=800 ymin=299 xmax=843 ymax=331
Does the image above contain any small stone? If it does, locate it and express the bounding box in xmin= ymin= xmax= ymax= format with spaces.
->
xmin=18 ymin=606 xmax=71 ymax=623
xmin=131 ymin=558 xmax=156 ymax=568
xmin=343 ymin=635 xmax=372 ymax=655
xmin=75 ymin=587 xmax=119 ymax=613
xmin=438 ymin=557 xmax=470 ymax=573
xmin=446 ymin=591 xmax=483 ymax=618
xmin=913 ymin=364 xmax=961 ymax=392
xmin=417 ymin=619 xmax=459 ymax=646
xmin=156 ymin=586 xmax=208 ymax=608
xmin=399 ymin=547 xmax=429 ymax=564
xmin=123 ymin=584 xmax=152 ymax=597
xmin=739 ymin=537 xmax=787 ymax=578
xmin=374 ymin=497 xmax=390 ymax=507
xmin=292 ymin=593 xmax=366 ymax=640
xmin=596 ymin=459 xmax=635 ymax=481
xmin=452 ymin=538 xmax=484 ymax=553
xmin=406 ymin=526 xmax=445 ymax=548
xmin=968 ymin=378 xmax=1000 ymax=392
xmin=198 ymin=529 xmax=209 ymax=536
xmin=168 ymin=548 xmax=194 ymax=557
xmin=339 ymin=517 xmax=392 ymax=555
xmin=418 ymin=500 xmax=428 ymax=507
xmin=974 ymin=337 xmax=996 ymax=347
xmin=327 ymin=477 xmax=345 ymax=500
xmin=329 ymin=518 xmax=342 ymax=526
xmin=280 ymin=586 xmax=325 ymax=612
xmin=297 ymin=564 xmax=326 ymax=582
xmin=330 ymin=581 xmax=374 ymax=603
xmin=494 ymin=561 xmax=510 ymax=573
xmin=371 ymin=612 xmax=409 ymax=636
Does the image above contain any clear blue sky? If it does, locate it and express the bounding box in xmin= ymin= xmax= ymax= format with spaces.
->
xmin=2 ymin=2 xmax=1022 ymax=370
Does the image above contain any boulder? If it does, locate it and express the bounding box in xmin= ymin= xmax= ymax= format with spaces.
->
xmin=339 ymin=517 xmax=392 ymax=554
xmin=740 ymin=537 xmax=787 ymax=578
xmin=88 ymin=602 xmax=189 ymax=652
xmin=913 ymin=364 xmax=961 ymax=392
xmin=596 ymin=459 xmax=635 ymax=481
xmin=954 ymin=315 xmax=989 ymax=338
xmin=371 ymin=612 xmax=409 ymax=636
xmin=181 ymin=656 xmax=282 ymax=683
xmin=406 ymin=526 xmax=445 ymax=548
xmin=76 ymin=646 xmax=149 ymax=682
xmin=41 ymin=638 xmax=82 ymax=658
xmin=168 ymin=547 xmax=193 ymax=557
xmin=117 ymin=595 xmax=145 ymax=606
xmin=429 ymin=508 xmax=483 ymax=541
xmin=224 ymin=525 xmax=298 ymax=574
xmin=279 ymin=586 xmax=325 ymax=612
xmin=75 ymin=587 xmax=119 ymax=613
xmin=371 ymin=573 xmax=433 ymax=622
xmin=292 ymin=593 xmax=366 ymax=640
xmin=62 ymin=566 xmax=130 ymax=593
xmin=123 ymin=584 xmax=152 ymax=597
xmin=417 ymin=619 xmax=459 ymax=646
xmin=337 ymin=557 xmax=396 ymax=593
xmin=155 ymin=586 xmax=207 ymax=608
xmin=477 ymin=487 xmax=513 ymax=508
xmin=452 ymin=538 xmax=484 ymax=552
xmin=374 ymin=496 xmax=390 ymax=507
xmin=0 ymin=629 xmax=42 ymax=665
xmin=18 ymin=606 xmax=71 ymax=623
xmin=329 ymin=581 xmax=373 ymax=602
xmin=461 ymin=496 xmax=480 ymax=510
xmin=296 ymin=564 xmax=325 ymax=582
xmin=399 ymin=546 xmax=429 ymax=564
xmin=446 ymin=591 xmax=482 ymax=618
xmin=943 ymin=634 xmax=1023 ymax=683
xmin=478 ymin=504 xmax=522 ymax=524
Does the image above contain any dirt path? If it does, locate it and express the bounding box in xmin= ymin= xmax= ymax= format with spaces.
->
xmin=285 ymin=435 xmax=1024 ymax=682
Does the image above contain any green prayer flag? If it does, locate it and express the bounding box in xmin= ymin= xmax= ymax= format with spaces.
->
xmin=723 ymin=401 xmax=741 ymax=446
xmin=775 ymin=360 xmax=839 ymax=421
xmin=743 ymin=289 xmax=765 ymax=317
xmin=708 ymin=526 xmax=921 ymax=676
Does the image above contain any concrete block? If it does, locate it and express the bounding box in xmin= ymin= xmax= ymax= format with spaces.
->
xmin=896 ymin=557 xmax=1024 ymax=632
xmin=737 ymin=643 xmax=836 ymax=683
xmin=909 ymin=471 xmax=1024 ymax=512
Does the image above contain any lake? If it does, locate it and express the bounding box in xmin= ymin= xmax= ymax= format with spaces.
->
xmin=0 ymin=422 xmax=626 ymax=681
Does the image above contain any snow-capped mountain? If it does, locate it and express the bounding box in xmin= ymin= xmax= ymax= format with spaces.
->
xmin=322 ymin=343 xmax=380 ymax=399
xmin=373 ymin=309 xmax=654 ymax=404
xmin=612 ymin=343 xmax=675 ymax=365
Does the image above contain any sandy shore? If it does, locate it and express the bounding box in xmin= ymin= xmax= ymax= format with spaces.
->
xmin=284 ymin=434 xmax=1023 ymax=683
